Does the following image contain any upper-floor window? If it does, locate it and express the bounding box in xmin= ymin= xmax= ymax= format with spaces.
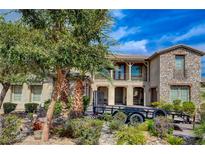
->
xmin=114 ymin=63 xmax=126 ymax=80
xmin=131 ymin=65 xmax=142 ymax=78
xmin=31 ymin=85 xmax=42 ymax=102
xmin=12 ymin=85 xmax=23 ymax=102
xmin=175 ymin=55 xmax=185 ymax=71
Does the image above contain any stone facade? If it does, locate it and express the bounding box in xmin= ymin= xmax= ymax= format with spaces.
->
xmin=159 ymin=48 xmax=201 ymax=105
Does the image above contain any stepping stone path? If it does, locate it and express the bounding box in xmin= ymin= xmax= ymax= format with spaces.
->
xmin=99 ymin=122 xmax=117 ymax=145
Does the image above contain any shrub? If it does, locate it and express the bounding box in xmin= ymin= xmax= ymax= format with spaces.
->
xmin=160 ymin=103 xmax=173 ymax=111
xmin=136 ymin=121 xmax=149 ymax=131
xmin=145 ymin=119 xmax=155 ymax=133
xmin=200 ymin=103 xmax=205 ymax=122
xmin=103 ymin=113 xmax=113 ymax=122
xmin=113 ymin=111 xmax=127 ymax=122
xmin=167 ymin=135 xmax=184 ymax=145
xmin=116 ymin=126 xmax=146 ymax=145
xmin=182 ymin=101 xmax=196 ymax=116
xmin=83 ymin=96 xmax=90 ymax=112
xmin=173 ymin=99 xmax=183 ymax=112
xmin=109 ymin=120 xmax=124 ymax=132
xmin=3 ymin=102 xmax=17 ymax=114
xmin=62 ymin=118 xmax=103 ymax=145
xmin=194 ymin=121 xmax=205 ymax=137
xmin=0 ymin=114 xmax=22 ymax=144
xmin=24 ymin=103 xmax=39 ymax=113
xmin=151 ymin=102 xmax=161 ymax=108
xmin=152 ymin=116 xmax=173 ymax=138
xmin=44 ymin=100 xmax=62 ymax=116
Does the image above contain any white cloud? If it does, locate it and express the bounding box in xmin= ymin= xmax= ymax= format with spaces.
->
xmin=110 ymin=26 xmax=140 ymax=40
xmin=111 ymin=40 xmax=148 ymax=54
xmin=111 ymin=10 xmax=126 ymax=19
xmin=173 ymin=23 xmax=205 ymax=42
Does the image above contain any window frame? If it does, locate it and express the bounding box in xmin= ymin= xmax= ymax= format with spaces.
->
xmin=31 ymin=85 xmax=42 ymax=103
xmin=114 ymin=63 xmax=126 ymax=80
xmin=170 ymin=85 xmax=190 ymax=102
xmin=12 ymin=85 xmax=23 ymax=103
xmin=175 ymin=55 xmax=185 ymax=71
xmin=131 ymin=64 xmax=142 ymax=78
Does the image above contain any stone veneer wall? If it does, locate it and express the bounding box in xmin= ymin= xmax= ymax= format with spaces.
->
xmin=159 ymin=48 xmax=201 ymax=105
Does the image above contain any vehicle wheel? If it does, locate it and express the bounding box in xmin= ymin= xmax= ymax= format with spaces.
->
xmin=112 ymin=111 xmax=127 ymax=123
xmin=129 ymin=113 xmax=144 ymax=125
xmin=153 ymin=109 xmax=167 ymax=118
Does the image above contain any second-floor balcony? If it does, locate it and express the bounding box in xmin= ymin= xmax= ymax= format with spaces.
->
xmin=94 ymin=62 xmax=147 ymax=81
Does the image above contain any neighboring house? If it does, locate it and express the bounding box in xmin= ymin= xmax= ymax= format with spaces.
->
xmin=0 ymin=44 xmax=204 ymax=111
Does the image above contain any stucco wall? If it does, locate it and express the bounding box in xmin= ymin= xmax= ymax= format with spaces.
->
xmin=0 ymin=80 xmax=53 ymax=110
xmin=159 ymin=48 xmax=201 ymax=105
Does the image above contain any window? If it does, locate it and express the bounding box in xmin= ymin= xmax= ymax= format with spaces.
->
xmin=175 ymin=55 xmax=185 ymax=70
xmin=170 ymin=86 xmax=190 ymax=102
xmin=12 ymin=85 xmax=22 ymax=102
xmin=131 ymin=65 xmax=142 ymax=78
xmin=114 ymin=63 xmax=125 ymax=80
xmin=31 ymin=85 xmax=42 ymax=102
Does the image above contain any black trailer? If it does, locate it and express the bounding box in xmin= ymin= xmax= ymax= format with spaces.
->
xmin=93 ymin=105 xmax=191 ymax=125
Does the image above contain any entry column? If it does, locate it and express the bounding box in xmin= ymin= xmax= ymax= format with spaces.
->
xmin=108 ymin=86 xmax=115 ymax=105
xmin=127 ymin=86 xmax=133 ymax=106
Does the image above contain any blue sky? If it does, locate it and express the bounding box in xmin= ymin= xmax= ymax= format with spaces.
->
xmin=1 ymin=9 xmax=205 ymax=76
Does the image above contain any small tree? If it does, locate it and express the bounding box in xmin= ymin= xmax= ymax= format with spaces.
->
xmin=0 ymin=17 xmax=47 ymax=108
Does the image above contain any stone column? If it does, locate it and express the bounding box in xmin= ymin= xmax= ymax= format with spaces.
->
xmin=110 ymin=70 xmax=113 ymax=79
xmin=108 ymin=86 xmax=115 ymax=105
xmin=90 ymin=85 xmax=97 ymax=105
xmin=127 ymin=86 xmax=133 ymax=106
xmin=128 ymin=63 xmax=132 ymax=81
xmin=144 ymin=89 xmax=146 ymax=106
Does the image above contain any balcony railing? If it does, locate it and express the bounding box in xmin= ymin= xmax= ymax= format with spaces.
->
xmin=95 ymin=72 xmax=146 ymax=81
xmin=173 ymin=69 xmax=188 ymax=80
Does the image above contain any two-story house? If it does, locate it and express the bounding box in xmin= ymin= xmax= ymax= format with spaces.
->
xmin=0 ymin=44 xmax=204 ymax=111
xmin=91 ymin=44 xmax=204 ymax=107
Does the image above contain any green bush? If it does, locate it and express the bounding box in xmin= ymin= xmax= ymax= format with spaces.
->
xmin=24 ymin=103 xmax=39 ymax=113
xmin=151 ymin=102 xmax=161 ymax=108
xmin=3 ymin=102 xmax=17 ymax=114
xmin=152 ymin=117 xmax=173 ymax=138
xmin=182 ymin=101 xmax=195 ymax=116
xmin=167 ymin=135 xmax=184 ymax=145
xmin=200 ymin=103 xmax=205 ymax=122
xmin=44 ymin=100 xmax=62 ymax=116
xmin=103 ymin=113 xmax=113 ymax=122
xmin=0 ymin=114 xmax=22 ymax=144
xmin=160 ymin=103 xmax=173 ymax=111
xmin=62 ymin=118 xmax=103 ymax=145
xmin=194 ymin=121 xmax=205 ymax=137
xmin=109 ymin=120 xmax=124 ymax=132
xmin=173 ymin=99 xmax=183 ymax=112
xmin=113 ymin=111 xmax=127 ymax=122
xmin=116 ymin=126 xmax=146 ymax=145
xmin=135 ymin=120 xmax=152 ymax=131
xmin=83 ymin=96 xmax=90 ymax=112
xmin=145 ymin=119 xmax=155 ymax=133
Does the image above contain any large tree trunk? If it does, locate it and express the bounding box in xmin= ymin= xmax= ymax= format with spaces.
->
xmin=70 ymin=78 xmax=84 ymax=118
xmin=41 ymin=69 xmax=66 ymax=142
xmin=0 ymin=83 xmax=10 ymax=109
